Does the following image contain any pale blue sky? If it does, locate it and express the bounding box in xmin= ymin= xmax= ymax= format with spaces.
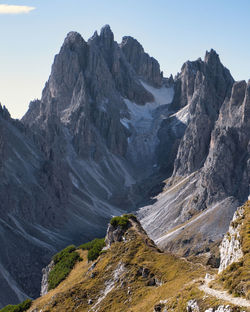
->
xmin=0 ymin=0 xmax=249 ymax=119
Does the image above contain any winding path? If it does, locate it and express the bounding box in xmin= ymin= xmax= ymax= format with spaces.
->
xmin=199 ymin=275 xmax=250 ymax=308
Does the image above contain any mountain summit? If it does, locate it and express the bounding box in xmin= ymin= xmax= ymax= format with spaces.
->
xmin=0 ymin=25 xmax=249 ymax=307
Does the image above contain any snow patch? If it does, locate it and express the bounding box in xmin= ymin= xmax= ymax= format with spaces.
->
xmin=140 ymin=80 xmax=174 ymax=105
xmin=171 ymin=104 xmax=190 ymax=125
xmin=121 ymin=81 xmax=174 ymax=131
xmin=120 ymin=82 xmax=174 ymax=174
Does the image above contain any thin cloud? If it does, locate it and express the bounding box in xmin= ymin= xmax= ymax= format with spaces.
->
xmin=0 ymin=4 xmax=35 ymax=14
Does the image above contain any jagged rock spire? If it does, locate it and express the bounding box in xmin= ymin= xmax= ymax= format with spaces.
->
xmin=120 ymin=36 xmax=162 ymax=87
xmin=99 ymin=24 xmax=114 ymax=48
xmin=0 ymin=103 xmax=10 ymax=120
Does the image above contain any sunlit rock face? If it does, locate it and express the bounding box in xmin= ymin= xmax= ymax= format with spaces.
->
xmin=40 ymin=261 xmax=54 ymax=297
xmin=218 ymin=205 xmax=244 ymax=273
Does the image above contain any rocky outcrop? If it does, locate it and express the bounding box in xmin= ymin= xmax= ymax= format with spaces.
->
xmin=105 ymin=223 xmax=129 ymax=247
xmin=187 ymin=300 xmax=200 ymax=312
xmin=187 ymin=301 xmax=237 ymax=312
xmin=218 ymin=205 xmax=244 ymax=273
xmin=40 ymin=261 xmax=54 ymax=296
xmin=206 ymin=306 xmax=237 ymax=312
xmin=154 ymin=301 xmax=167 ymax=312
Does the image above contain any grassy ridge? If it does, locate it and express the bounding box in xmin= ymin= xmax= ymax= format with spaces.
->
xmin=29 ymin=221 xmax=211 ymax=312
xmin=48 ymin=245 xmax=81 ymax=290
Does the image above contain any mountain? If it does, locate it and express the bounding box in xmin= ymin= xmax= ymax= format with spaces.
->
xmin=0 ymin=25 xmax=249 ymax=307
xmin=0 ymin=25 xmax=173 ymax=306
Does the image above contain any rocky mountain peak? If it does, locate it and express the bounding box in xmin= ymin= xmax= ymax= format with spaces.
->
xmin=120 ymin=35 xmax=162 ymax=87
xmin=88 ymin=25 xmax=115 ymax=50
xmin=204 ymin=48 xmax=220 ymax=64
xmin=63 ymin=31 xmax=85 ymax=47
xmin=1 ymin=25 xmax=250 ymax=309
xmin=99 ymin=24 xmax=114 ymax=47
xmin=88 ymin=30 xmax=99 ymax=44
xmin=0 ymin=103 xmax=11 ymax=120
xmin=60 ymin=30 xmax=88 ymax=68
xmin=120 ymin=35 xmax=143 ymax=51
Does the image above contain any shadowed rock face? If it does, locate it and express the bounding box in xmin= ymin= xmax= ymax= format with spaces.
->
xmin=0 ymin=25 xmax=249 ymax=307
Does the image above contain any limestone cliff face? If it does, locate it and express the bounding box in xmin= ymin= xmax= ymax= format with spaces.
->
xmin=156 ymin=50 xmax=234 ymax=178
xmin=40 ymin=261 xmax=54 ymax=296
xmin=199 ymin=80 xmax=250 ymax=208
xmin=172 ymin=50 xmax=234 ymax=176
xmin=218 ymin=205 xmax=244 ymax=273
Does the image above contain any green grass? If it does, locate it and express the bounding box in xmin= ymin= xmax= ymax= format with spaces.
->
xmin=48 ymin=245 xmax=81 ymax=290
xmin=0 ymin=299 xmax=32 ymax=312
xmin=79 ymin=238 xmax=105 ymax=262
xmin=110 ymin=214 xmax=136 ymax=229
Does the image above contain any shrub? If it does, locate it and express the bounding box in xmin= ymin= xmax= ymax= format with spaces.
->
xmin=79 ymin=238 xmax=104 ymax=251
xmin=53 ymin=245 xmax=76 ymax=263
xmin=110 ymin=214 xmax=136 ymax=229
xmin=48 ymin=245 xmax=81 ymax=290
xmin=0 ymin=299 xmax=32 ymax=312
xmin=79 ymin=238 xmax=105 ymax=262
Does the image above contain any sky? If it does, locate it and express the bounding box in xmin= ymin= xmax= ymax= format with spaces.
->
xmin=0 ymin=0 xmax=249 ymax=119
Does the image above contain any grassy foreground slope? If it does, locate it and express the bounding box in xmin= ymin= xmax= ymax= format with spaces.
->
xmin=27 ymin=216 xmax=248 ymax=312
